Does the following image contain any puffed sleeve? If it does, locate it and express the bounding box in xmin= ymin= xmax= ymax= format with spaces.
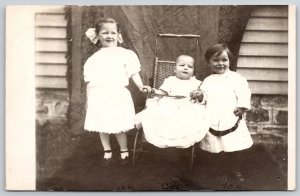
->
xmin=159 ymin=77 xmax=172 ymax=94
xmin=235 ymin=74 xmax=251 ymax=110
xmin=125 ymin=50 xmax=141 ymax=78
xmin=83 ymin=58 xmax=91 ymax=83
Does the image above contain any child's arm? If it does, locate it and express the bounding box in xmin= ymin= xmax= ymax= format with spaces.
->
xmin=234 ymin=75 xmax=251 ymax=116
xmin=152 ymin=88 xmax=168 ymax=96
xmin=131 ymin=72 xmax=152 ymax=93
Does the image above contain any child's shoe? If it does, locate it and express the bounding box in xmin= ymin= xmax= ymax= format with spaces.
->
xmin=119 ymin=150 xmax=129 ymax=166
xmin=103 ymin=150 xmax=113 ymax=165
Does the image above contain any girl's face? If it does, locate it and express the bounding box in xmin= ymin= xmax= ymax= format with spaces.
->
xmin=208 ymin=50 xmax=230 ymax=74
xmin=175 ymin=55 xmax=194 ymax=80
xmin=98 ymin=23 xmax=119 ymax=48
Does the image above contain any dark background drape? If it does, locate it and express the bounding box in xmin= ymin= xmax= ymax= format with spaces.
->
xmin=67 ymin=5 xmax=253 ymax=133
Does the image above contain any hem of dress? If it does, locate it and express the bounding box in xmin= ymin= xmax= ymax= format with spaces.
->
xmin=199 ymin=142 xmax=253 ymax=153
xmin=145 ymin=135 xmax=204 ymax=149
xmin=84 ymin=127 xmax=134 ymax=134
xmin=146 ymin=139 xmax=200 ymax=149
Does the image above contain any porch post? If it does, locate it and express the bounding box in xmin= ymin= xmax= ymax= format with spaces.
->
xmin=69 ymin=5 xmax=84 ymax=134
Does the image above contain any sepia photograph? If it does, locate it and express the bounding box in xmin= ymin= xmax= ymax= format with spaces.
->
xmin=5 ymin=4 xmax=296 ymax=191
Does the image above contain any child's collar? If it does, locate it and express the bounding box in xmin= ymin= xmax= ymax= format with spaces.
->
xmin=212 ymin=70 xmax=231 ymax=75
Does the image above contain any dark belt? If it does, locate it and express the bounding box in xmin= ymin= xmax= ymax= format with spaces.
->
xmin=208 ymin=115 xmax=242 ymax=137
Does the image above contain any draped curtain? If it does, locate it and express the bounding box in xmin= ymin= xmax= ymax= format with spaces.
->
xmin=66 ymin=5 xmax=252 ymax=133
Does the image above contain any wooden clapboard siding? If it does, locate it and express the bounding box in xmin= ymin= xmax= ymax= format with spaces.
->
xmin=237 ymin=57 xmax=287 ymax=69
xmin=239 ymin=43 xmax=288 ymax=56
xmin=36 ymin=39 xmax=68 ymax=52
xmin=237 ymin=68 xmax=288 ymax=81
xmin=248 ymin=81 xmax=287 ymax=94
xmin=237 ymin=5 xmax=288 ymax=95
xmin=35 ymin=13 xmax=67 ymax=27
xmin=36 ymin=76 xmax=68 ymax=89
xmin=36 ymin=64 xmax=67 ymax=76
xmin=250 ymin=6 xmax=288 ymax=17
xmin=36 ymin=27 xmax=67 ymax=38
xmin=35 ymin=7 xmax=68 ymax=89
xmin=242 ymin=31 xmax=288 ymax=43
xmin=36 ymin=52 xmax=67 ymax=64
xmin=246 ymin=18 xmax=288 ymax=31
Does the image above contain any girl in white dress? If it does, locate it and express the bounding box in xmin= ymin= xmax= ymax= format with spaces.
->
xmin=84 ymin=17 xmax=151 ymax=164
xmin=137 ymin=55 xmax=210 ymax=148
xmin=191 ymin=43 xmax=253 ymax=181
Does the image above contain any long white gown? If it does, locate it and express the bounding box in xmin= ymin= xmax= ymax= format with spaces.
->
xmin=136 ymin=76 xmax=210 ymax=148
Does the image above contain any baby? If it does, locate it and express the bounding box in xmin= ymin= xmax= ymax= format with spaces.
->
xmin=136 ymin=55 xmax=209 ymax=148
xmin=152 ymin=55 xmax=201 ymax=98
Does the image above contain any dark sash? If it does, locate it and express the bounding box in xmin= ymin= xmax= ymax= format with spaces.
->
xmin=208 ymin=115 xmax=242 ymax=137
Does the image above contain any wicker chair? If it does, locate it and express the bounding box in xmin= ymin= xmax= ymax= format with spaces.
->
xmin=132 ymin=34 xmax=201 ymax=173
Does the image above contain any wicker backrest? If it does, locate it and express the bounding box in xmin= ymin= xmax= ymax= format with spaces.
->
xmin=153 ymin=57 xmax=176 ymax=89
xmin=152 ymin=34 xmax=200 ymax=89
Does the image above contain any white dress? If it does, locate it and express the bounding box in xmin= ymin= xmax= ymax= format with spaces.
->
xmin=199 ymin=71 xmax=253 ymax=153
xmin=137 ymin=76 xmax=210 ymax=148
xmin=83 ymin=47 xmax=141 ymax=133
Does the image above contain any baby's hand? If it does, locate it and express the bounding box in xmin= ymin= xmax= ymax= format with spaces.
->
xmin=190 ymin=90 xmax=204 ymax=102
xmin=233 ymin=107 xmax=247 ymax=116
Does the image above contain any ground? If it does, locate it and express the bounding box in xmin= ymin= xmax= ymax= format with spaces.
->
xmin=36 ymin=122 xmax=287 ymax=191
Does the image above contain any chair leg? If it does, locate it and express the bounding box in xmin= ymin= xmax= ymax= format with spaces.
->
xmin=188 ymin=145 xmax=195 ymax=173
xmin=132 ymin=129 xmax=142 ymax=168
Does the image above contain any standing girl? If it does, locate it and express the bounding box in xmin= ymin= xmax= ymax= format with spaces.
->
xmin=84 ymin=17 xmax=150 ymax=164
xmin=192 ymin=43 xmax=253 ymax=181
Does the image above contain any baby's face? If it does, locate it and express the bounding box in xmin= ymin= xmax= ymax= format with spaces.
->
xmin=175 ymin=55 xmax=194 ymax=80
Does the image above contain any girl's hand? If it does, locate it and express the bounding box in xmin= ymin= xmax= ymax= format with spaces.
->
xmin=233 ymin=107 xmax=247 ymax=116
xmin=190 ymin=90 xmax=204 ymax=102
xmin=140 ymin=86 xmax=152 ymax=94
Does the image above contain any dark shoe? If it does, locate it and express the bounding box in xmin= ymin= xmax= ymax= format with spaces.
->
xmin=103 ymin=158 xmax=113 ymax=165
xmin=119 ymin=156 xmax=129 ymax=166
xmin=119 ymin=150 xmax=129 ymax=166
xmin=102 ymin=150 xmax=113 ymax=165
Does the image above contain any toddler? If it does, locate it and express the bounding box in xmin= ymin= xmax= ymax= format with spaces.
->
xmin=192 ymin=43 xmax=253 ymax=181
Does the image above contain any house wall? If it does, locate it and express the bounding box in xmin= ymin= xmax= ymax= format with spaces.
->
xmin=237 ymin=5 xmax=288 ymax=133
xmin=237 ymin=6 xmax=288 ymax=171
xmin=237 ymin=6 xmax=288 ymax=95
xmin=35 ymin=6 xmax=69 ymax=125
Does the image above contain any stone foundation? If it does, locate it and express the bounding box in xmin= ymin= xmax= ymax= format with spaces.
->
xmin=36 ymin=89 xmax=69 ymax=126
xmin=247 ymin=94 xmax=287 ymax=124
xmin=246 ymin=94 xmax=288 ymax=135
xmin=246 ymin=94 xmax=288 ymax=174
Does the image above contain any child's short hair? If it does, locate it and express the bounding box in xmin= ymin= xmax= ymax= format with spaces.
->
xmin=204 ymin=43 xmax=233 ymax=62
xmin=95 ymin=17 xmax=121 ymax=34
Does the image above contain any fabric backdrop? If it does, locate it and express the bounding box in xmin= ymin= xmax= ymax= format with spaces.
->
xmin=67 ymin=5 xmax=253 ymax=133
